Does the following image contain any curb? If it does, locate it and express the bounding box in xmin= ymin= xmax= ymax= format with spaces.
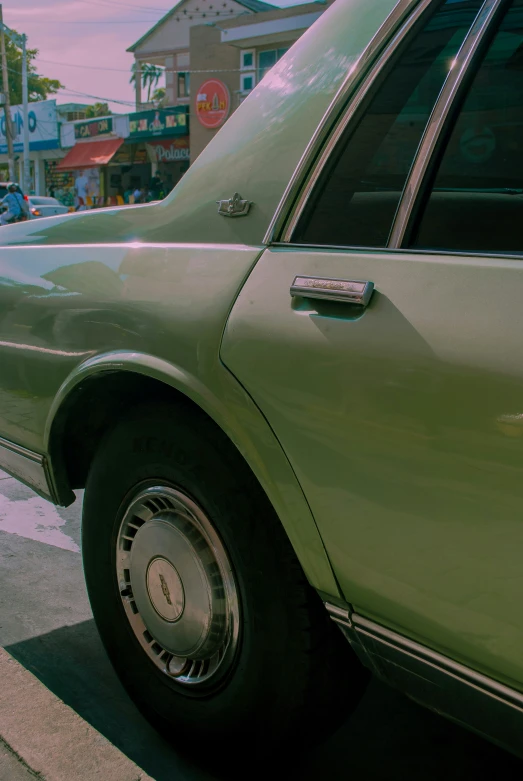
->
xmin=0 ymin=648 xmax=154 ymax=781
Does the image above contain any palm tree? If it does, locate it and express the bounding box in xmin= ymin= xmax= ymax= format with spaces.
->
xmin=152 ymin=87 xmax=166 ymax=108
xmin=130 ymin=63 xmax=165 ymax=104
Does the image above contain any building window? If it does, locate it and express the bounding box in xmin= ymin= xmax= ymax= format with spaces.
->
xmin=241 ymin=49 xmax=255 ymax=70
xmin=258 ymin=48 xmax=289 ymax=81
xmin=240 ymin=73 xmax=255 ymax=93
xmin=178 ymin=72 xmax=190 ymax=98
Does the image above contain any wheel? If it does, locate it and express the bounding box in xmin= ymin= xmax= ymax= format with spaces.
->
xmin=82 ymin=401 xmax=367 ymax=763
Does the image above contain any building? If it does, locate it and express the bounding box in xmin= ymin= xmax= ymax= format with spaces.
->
xmin=56 ymin=113 xmax=131 ymax=207
xmin=190 ymin=1 xmax=330 ymax=158
xmin=127 ymin=0 xmax=277 ymax=111
xmin=56 ymin=103 xmax=90 ymax=122
xmin=125 ymin=106 xmax=190 ymax=193
xmin=55 ymin=105 xmax=190 ymax=207
xmin=0 ymin=101 xmax=94 ymax=195
xmin=127 ymin=0 xmax=330 ymax=163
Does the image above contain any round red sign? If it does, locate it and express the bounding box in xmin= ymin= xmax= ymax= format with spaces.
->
xmin=196 ymin=79 xmax=230 ymax=129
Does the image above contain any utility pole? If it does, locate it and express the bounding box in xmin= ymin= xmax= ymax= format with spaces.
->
xmin=0 ymin=5 xmax=15 ymax=182
xmin=21 ymin=33 xmax=29 ymax=194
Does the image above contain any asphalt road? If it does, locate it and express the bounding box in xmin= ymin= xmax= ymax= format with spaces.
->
xmin=0 ymin=471 xmax=522 ymax=780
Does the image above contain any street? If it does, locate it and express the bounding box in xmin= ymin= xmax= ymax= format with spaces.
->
xmin=0 ymin=470 xmax=522 ymax=780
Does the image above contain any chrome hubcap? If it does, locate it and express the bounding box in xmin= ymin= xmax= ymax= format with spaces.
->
xmin=146 ymin=557 xmax=184 ymax=622
xmin=116 ymin=485 xmax=239 ymax=686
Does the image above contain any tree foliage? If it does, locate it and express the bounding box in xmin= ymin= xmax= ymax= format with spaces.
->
xmin=152 ymin=87 xmax=166 ymax=107
xmin=2 ymin=32 xmax=63 ymax=105
xmin=85 ymin=102 xmax=109 ymax=118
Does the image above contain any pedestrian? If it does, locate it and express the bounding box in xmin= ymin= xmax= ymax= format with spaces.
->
xmin=149 ymin=172 xmax=164 ymax=200
xmin=74 ymin=170 xmax=89 ymax=211
xmin=0 ymin=184 xmax=28 ymax=225
xmin=133 ymin=186 xmax=142 ymax=203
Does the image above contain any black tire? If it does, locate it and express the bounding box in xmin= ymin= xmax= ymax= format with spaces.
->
xmin=82 ymin=400 xmax=367 ymax=765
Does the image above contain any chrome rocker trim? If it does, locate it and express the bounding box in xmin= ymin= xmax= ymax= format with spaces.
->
xmin=327 ymin=604 xmax=523 ymax=758
xmin=0 ymin=436 xmax=56 ymax=503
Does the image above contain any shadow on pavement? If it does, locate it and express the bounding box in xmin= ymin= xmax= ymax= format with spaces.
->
xmin=6 ymin=620 xmax=523 ymax=781
xmin=6 ymin=620 xmax=208 ymax=781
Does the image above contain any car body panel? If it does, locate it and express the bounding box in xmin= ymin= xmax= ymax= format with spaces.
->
xmin=0 ymin=0 xmax=404 ymax=249
xmin=222 ymin=245 xmax=523 ymax=690
xmin=0 ymin=241 xmax=339 ymax=595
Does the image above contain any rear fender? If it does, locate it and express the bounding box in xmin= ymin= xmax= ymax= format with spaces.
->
xmin=45 ymin=350 xmax=341 ymax=597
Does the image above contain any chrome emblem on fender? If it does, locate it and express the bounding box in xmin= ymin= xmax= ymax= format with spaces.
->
xmin=217 ymin=193 xmax=252 ymax=217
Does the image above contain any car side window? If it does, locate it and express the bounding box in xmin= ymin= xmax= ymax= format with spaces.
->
xmin=291 ymin=0 xmax=484 ymax=249
xmin=411 ymin=0 xmax=523 ymax=253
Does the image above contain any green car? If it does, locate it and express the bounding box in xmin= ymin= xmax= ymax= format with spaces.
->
xmin=2 ymin=0 xmax=523 ymax=761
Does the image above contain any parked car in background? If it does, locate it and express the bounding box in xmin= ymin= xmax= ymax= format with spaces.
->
xmin=27 ymin=196 xmax=70 ymax=219
xmin=0 ymin=0 xmax=522 ymax=768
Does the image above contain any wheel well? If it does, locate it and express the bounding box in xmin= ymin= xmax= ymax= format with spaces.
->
xmin=49 ymin=371 xmax=202 ymax=504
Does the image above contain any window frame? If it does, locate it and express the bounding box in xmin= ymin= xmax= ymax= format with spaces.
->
xmin=240 ymin=72 xmax=256 ymax=93
xmin=267 ymin=0 xmax=511 ymax=258
xmin=389 ymin=0 xmax=507 ymax=249
xmin=257 ymin=47 xmax=290 ymax=81
xmin=240 ymin=49 xmax=255 ymax=70
xmin=178 ymin=72 xmax=190 ymax=99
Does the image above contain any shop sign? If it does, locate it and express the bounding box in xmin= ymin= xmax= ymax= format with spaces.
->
xmin=129 ymin=107 xmax=188 ymax=139
xmin=146 ymin=138 xmax=190 ymax=163
xmin=74 ymin=117 xmax=113 ymax=140
xmin=196 ymin=79 xmax=230 ymax=129
xmin=0 ymin=99 xmax=59 ymax=153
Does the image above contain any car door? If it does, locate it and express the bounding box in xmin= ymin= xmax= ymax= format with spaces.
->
xmin=223 ymin=0 xmax=523 ymax=688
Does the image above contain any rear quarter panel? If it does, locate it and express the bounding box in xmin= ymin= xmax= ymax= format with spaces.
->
xmin=0 ymin=242 xmax=340 ymax=595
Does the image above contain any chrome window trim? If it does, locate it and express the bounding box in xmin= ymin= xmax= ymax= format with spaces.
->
xmin=388 ymin=0 xmax=507 ymax=247
xmin=270 ymin=241 xmax=523 ymax=263
xmin=262 ymin=0 xmax=430 ymax=246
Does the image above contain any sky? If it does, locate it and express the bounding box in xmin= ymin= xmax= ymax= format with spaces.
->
xmin=4 ymin=0 xmax=303 ymax=114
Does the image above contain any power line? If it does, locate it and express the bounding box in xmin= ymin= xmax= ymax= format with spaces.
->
xmin=0 ymin=62 xmax=136 ymax=106
xmin=75 ymin=0 xmax=171 ymax=11
xmin=38 ymin=58 xmax=162 ymax=74
xmin=57 ymin=87 xmax=136 ymax=107
xmin=8 ymin=20 xmax=165 ymax=24
xmin=8 ymin=9 xmax=240 ymax=24
xmin=36 ymin=57 xmax=252 ymax=74
xmin=8 ymin=57 xmax=257 ymax=80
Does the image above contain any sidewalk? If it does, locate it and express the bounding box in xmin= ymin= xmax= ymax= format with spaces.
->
xmin=0 ymin=737 xmax=38 ymax=781
xmin=0 ymin=648 xmax=153 ymax=781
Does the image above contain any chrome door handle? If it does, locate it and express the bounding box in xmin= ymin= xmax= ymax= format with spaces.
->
xmin=290 ymin=276 xmax=374 ymax=306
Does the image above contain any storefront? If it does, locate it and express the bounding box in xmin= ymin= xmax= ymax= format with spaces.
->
xmin=0 ymin=99 xmax=62 ymax=194
xmin=52 ymin=107 xmax=189 ymax=208
xmin=57 ymin=115 xmax=129 ymax=207
xmin=146 ymin=137 xmax=190 ymax=192
xmin=104 ymin=140 xmax=150 ymax=202
xmin=123 ymin=106 xmax=190 ymax=197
